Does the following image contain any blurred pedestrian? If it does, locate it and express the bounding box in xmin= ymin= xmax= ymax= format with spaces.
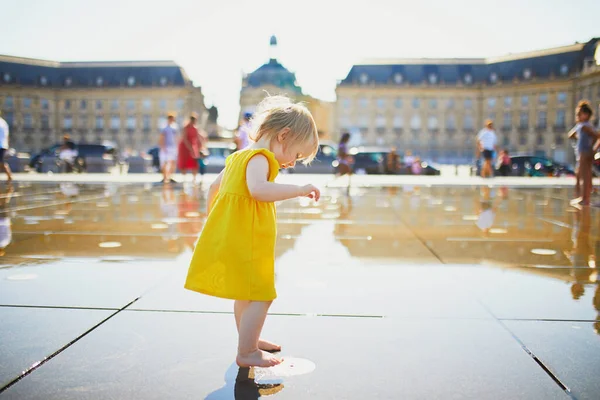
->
xmin=477 ymin=120 xmax=497 ymax=178
xmin=403 ymin=150 xmax=415 ymax=170
xmin=336 ymin=132 xmax=353 ymax=176
xmin=178 ymin=112 xmax=202 ymax=185
xmin=569 ymin=101 xmax=598 ymax=206
xmin=235 ymin=112 xmax=252 ymax=151
xmin=58 ymin=134 xmax=77 ymax=172
xmin=159 ymin=112 xmax=178 ymax=184
xmin=0 ymin=111 xmax=12 ymax=182
xmin=385 ymin=147 xmax=400 ymax=174
xmin=497 ymin=149 xmax=511 ymax=176
xmin=411 ymin=157 xmax=422 ymax=175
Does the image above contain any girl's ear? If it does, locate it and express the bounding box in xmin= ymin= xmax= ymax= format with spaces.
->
xmin=277 ymin=128 xmax=290 ymax=143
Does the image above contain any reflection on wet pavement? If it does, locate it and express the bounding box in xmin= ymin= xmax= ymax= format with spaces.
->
xmin=0 ymin=181 xmax=598 ymax=398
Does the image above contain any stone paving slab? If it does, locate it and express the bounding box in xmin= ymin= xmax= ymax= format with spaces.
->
xmin=0 ymin=312 xmax=568 ymax=400
xmin=0 ymin=307 xmax=113 ymax=388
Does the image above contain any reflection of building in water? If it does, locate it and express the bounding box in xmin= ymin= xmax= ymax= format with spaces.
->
xmin=335 ymin=38 xmax=600 ymax=163
xmin=4 ymin=184 xmax=211 ymax=258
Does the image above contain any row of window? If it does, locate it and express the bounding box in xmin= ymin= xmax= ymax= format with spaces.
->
xmin=3 ymin=113 xmax=169 ymax=131
xmin=2 ymin=72 xmax=170 ymax=87
xmin=341 ymin=93 xmax=569 ymax=111
xmin=340 ymin=110 xmax=567 ymax=130
xmin=1 ymin=96 xmax=185 ymax=111
xmin=358 ymin=65 xmax=571 ymax=86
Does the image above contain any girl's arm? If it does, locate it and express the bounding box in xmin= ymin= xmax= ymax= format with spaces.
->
xmin=568 ymin=125 xmax=578 ymax=139
xmin=206 ymin=169 xmax=225 ymax=214
xmin=246 ymin=155 xmax=320 ymax=202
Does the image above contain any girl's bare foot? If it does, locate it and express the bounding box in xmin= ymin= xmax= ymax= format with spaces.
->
xmin=258 ymin=339 xmax=281 ymax=353
xmin=236 ymin=349 xmax=283 ymax=368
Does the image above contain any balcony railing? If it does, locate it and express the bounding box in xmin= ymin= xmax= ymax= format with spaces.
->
xmin=535 ymin=125 xmax=547 ymax=133
xmin=376 ymin=127 xmax=386 ymax=135
xmin=501 ymin=126 xmax=511 ymax=133
xmin=518 ymin=127 xmax=528 ymax=134
xmin=393 ymin=128 xmax=403 ymax=135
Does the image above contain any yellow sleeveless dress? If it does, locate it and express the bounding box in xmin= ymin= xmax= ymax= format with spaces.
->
xmin=184 ymin=148 xmax=280 ymax=301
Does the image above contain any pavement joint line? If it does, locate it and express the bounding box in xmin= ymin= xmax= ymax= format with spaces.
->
xmin=0 ymin=304 xmax=121 ymax=312
xmin=125 ymin=308 xmax=385 ymax=318
xmin=498 ymin=317 xmax=600 ymax=323
xmin=537 ymin=217 xmax=572 ymax=229
xmin=390 ymin=201 xmax=446 ymax=264
xmin=0 ymin=297 xmax=141 ymax=395
xmin=2 ymin=193 xmax=108 ymax=214
xmin=468 ymin=292 xmax=575 ymax=398
xmin=446 ymin=237 xmax=553 ymax=242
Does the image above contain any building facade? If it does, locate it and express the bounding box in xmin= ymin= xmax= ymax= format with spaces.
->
xmin=239 ymin=36 xmax=334 ymax=138
xmin=0 ymin=56 xmax=206 ymax=153
xmin=335 ymin=38 xmax=600 ymax=164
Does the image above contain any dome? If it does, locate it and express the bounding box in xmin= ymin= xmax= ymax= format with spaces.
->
xmin=270 ymin=35 xmax=278 ymax=46
xmin=245 ymin=59 xmax=301 ymax=94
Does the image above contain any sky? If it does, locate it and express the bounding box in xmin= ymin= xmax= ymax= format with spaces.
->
xmin=1 ymin=0 xmax=599 ymax=129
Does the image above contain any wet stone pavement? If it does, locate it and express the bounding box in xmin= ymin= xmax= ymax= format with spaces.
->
xmin=0 ymin=180 xmax=599 ymax=399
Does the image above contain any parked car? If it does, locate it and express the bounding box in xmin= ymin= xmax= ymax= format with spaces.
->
xmin=29 ymin=143 xmax=118 ymax=173
xmin=335 ymin=146 xmax=387 ymax=175
xmin=148 ymin=141 xmax=237 ymax=174
xmin=417 ymin=162 xmax=442 ymax=176
xmin=503 ymin=155 xmax=575 ymax=177
xmin=283 ymin=142 xmax=338 ymax=174
xmin=203 ymin=142 xmax=238 ymax=173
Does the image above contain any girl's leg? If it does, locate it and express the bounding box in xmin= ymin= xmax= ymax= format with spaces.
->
xmin=234 ymin=300 xmax=281 ymax=352
xmin=236 ymin=300 xmax=282 ymax=367
xmin=581 ymin=155 xmax=593 ymax=205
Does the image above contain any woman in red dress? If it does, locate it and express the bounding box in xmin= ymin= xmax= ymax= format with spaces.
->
xmin=178 ymin=112 xmax=201 ymax=184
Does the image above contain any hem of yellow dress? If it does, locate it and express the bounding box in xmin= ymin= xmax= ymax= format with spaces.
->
xmin=184 ymin=283 xmax=277 ymax=302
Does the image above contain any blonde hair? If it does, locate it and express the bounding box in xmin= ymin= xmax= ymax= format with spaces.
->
xmin=250 ymin=95 xmax=319 ymax=164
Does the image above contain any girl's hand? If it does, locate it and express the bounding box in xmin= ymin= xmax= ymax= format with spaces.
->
xmin=300 ymin=184 xmax=320 ymax=201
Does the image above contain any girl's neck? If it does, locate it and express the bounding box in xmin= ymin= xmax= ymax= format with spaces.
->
xmin=249 ymin=138 xmax=272 ymax=152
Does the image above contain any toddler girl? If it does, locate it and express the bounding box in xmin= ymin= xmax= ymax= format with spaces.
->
xmin=185 ymin=95 xmax=321 ymax=368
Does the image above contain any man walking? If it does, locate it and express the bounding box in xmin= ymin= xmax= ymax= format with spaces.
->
xmin=477 ymin=119 xmax=498 ymax=178
xmin=0 ymin=111 xmax=12 ymax=182
xmin=159 ymin=112 xmax=178 ymax=184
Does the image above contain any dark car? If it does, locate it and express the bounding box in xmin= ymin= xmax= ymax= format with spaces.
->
xmin=504 ymin=155 xmax=575 ymax=177
xmin=29 ymin=143 xmax=117 ymax=173
xmin=148 ymin=142 xmax=238 ymax=174
xmin=283 ymin=142 xmax=337 ymax=174
xmin=345 ymin=147 xmax=388 ymax=175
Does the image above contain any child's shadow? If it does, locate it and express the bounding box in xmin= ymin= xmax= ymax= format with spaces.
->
xmin=205 ymin=364 xmax=284 ymax=399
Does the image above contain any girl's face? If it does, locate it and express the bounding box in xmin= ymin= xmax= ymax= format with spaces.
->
xmin=271 ymin=130 xmax=315 ymax=169
xmin=577 ymin=108 xmax=590 ymax=122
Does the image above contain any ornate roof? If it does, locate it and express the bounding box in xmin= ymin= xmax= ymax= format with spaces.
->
xmin=340 ymin=38 xmax=599 ymax=86
xmin=0 ymin=55 xmax=190 ymax=88
xmin=245 ymin=58 xmax=301 ymax=94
